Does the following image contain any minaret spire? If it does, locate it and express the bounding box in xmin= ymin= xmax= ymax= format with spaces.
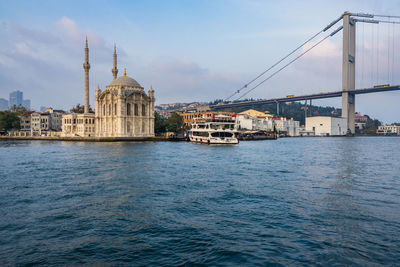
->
xmin=112 ymin=43 xmax=118 ymax=80
xmin=83 ymin=36 xmax=90 ymax=113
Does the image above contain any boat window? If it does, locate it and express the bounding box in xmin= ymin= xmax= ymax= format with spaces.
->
xmin=211 ymin=132 xmax=233 ymax=138
xmin=193 ymin=131 xmax=209 ymax=137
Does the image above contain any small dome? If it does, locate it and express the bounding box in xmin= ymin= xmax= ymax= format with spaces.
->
xmin=109 ymin=76 xmax=142 ymax=88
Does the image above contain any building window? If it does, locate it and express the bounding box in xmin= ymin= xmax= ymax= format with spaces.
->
xmin=103 ymin=105 xmax=105 ymax=116
xmin=142 ymin=104 xmax=145 ymax=116
xmin=108 ymin=104 xmax=111 ymax=116
xmin=114 ymin=104 xmax=117 ymax=115
xmin=127 ymin=103 xmax=131 ymax=115
xmin=134 ymin=104 xmax=138 ymax=116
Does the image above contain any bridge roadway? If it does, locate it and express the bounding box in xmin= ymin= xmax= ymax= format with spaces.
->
xmin=210 ymin=85 xmax=400 ymax=110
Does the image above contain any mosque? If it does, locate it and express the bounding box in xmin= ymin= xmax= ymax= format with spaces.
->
xmin=62 ymin=38 xmax=155 ymax=138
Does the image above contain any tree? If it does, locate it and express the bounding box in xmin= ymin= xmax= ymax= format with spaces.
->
xmin=0 ymin=111 xmax=21 ymax=131
xmin=154 ymin=111 xmax=166 ymax=134
xmin=165 ymin=112 xmax=183 ymax=132
xmin=70 ymin=104 xmax=94 ymax=113
xmin=10 ymin=105 xmax=27 ymax=116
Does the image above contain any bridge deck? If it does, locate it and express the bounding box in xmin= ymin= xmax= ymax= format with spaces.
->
xmin=210 ymin=85 xmax=400 ymax=109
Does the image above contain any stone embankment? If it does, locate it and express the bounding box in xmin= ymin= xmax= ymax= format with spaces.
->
xmin=0 ymin=136 xmax=187 ymax=142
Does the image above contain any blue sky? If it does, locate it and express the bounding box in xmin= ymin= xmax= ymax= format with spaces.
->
xmin=0 ymin=0 xmax=399 ymax=123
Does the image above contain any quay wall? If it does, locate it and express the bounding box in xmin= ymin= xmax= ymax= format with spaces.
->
xmin=0 ymin=136 xmax=187 ymax=142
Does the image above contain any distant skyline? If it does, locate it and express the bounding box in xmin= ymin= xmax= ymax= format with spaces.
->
xmin=0 ymin=0 xmax=399 ymax=123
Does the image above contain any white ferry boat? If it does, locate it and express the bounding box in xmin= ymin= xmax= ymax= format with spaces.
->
xmin=188 ymin=115 xmax=239 ymax=144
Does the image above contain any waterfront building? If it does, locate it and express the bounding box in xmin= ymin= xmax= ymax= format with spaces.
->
xmin=376 ymin=125 xmax=400 ymax=135
xmin=306 ymin=116 xmax=347 ymax=136
xmin=30 ymin=112 xmax=51 ymax=136
xmin=274 ymin=117 xmax=300 ymax=136
xmin=355 ymin=112 xmax=367 ymax=130
xmin=299 ymin=125 xmax=315 ymax=137
xmin=179 ymin=111 xmax=233 ymax=127
xmin=236 ymin=112 xmax=275 ymax=131
xmin=20 ymin=111 xmax=34 ymax=132
xmin=239 ymin=109 xmax=273 ymax=118
xmin=0 ymin=98 xmax=8 ymax=110
xmin=9 ymin=90 xmax=23 ymax=108
xmin=62 ymin=113 xmax=96 ymax=137
xmin=45 ymin=108 xmax=65 ymax=131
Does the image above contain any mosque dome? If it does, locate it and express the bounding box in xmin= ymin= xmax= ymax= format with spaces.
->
xmin=108 ymin=69 xmax=142 ymax=88
xmin=109 ymin=76 xmax=142 ymax=88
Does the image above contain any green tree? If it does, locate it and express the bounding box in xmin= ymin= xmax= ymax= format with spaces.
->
xmin=165 ymin=112 xmax=183 ymax=132
xmin=10 ymin=105 xmax=27 ymax=116
xmin=70 ymin=104 xmax=94 ymax=113
xmin=154 ymin=111 xmax=166 ymax=134
xmin=0 ymin=111 xmax=21 ymax=131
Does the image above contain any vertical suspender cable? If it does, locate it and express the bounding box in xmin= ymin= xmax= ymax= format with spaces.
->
xmin=372 ymin=23 xmax=375 ymax=86
xmin=388 ymin=18 xmax=390 ymax=83
xmin=392 ymin=21 xmax=395 ymax=84
xmin=361 ymin=22 xmax=364 ymax=88
xmin=376 ymin=23 xmax=379 ymax=85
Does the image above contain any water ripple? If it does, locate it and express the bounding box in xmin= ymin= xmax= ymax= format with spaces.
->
xmin=0 ymin=137 xmax=399 ymax=266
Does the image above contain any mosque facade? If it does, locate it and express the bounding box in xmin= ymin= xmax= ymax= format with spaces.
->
xmin=62 ymin=39 xmax=155 ymax=138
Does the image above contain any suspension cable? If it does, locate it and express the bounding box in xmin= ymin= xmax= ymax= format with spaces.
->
xmin=223 ymin=30 xmax=324 ymax=101
xmin=235 ymin=27 xmax=341 ymax=101
xmin=374 ymin=20 xmax=400 ymax=24
xmin=224 ymin=16 xmax=343 ymax=101
xmin=373 ymin=14 xmax=400 ymax=19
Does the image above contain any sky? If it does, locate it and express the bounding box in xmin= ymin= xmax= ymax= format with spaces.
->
xmin=0 ymin=0 xmax=399 ymax=123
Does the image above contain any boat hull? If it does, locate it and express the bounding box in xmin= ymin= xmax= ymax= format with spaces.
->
xmin=189 ymin=135 xmax=239 ymax=144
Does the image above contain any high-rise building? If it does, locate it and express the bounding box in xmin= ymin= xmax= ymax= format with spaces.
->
xmin=9 ymin=90 xmax=23 ymax=108
xmin=23 ymin=99 xmax=31 ymax=110
xmin=0 ymin=98 xmax=8 ymax=111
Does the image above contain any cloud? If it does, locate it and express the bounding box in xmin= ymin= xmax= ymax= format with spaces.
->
xmin=140 ymin=58 xmax=244 ymax=103
xmin=0 ymin=17 xmax=117 ymax=110
xmin=55 ymin=16 xmax=82 ymax=43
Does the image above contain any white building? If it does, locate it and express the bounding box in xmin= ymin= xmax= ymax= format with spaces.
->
xmin=31 ymin=112 xmax=51 ymax=136
xmin=306 ymin=116 xmax=347 ymax=136
xmin=377 ymin=125 xmax=400 ymax=135
xmin=235 ymin=114 xmax=275 ymax=131
xmin=274 ymin=117 xmax=300 ymax=136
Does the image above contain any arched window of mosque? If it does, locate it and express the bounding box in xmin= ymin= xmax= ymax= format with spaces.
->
xmin=127 ymin=103 xmax=131 ymax=116
xmin=134 ymin=104 xmax=138 ymax=116
xmin=127 ymin=122 xmax=131 ymax=133
xmin=103 ymin=105 xmax=105 ymax=116
xmin=114 ymin=104 xmax=117 ymax=115
xmin=142 ymin=104 xmax=145 ymax=116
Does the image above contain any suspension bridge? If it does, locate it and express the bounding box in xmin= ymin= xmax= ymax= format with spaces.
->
xmin=209 ymin=12 xmax=400 ymax=134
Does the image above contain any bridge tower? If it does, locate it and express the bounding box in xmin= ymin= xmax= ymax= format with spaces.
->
xmin=341 ymin=12 xmax=356 ymax=134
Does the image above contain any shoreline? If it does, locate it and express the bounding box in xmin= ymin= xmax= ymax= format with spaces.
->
xmin=0 ymin=135 xmax=396 ymax=142
xmin=0 ymin=136 xmax=187 ymax=142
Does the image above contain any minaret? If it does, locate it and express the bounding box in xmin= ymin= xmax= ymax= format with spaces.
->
xmin=83 ymin=37 xmax=90 ymax=113
xmin=112 ymin=43 xmax=118 ymax=80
